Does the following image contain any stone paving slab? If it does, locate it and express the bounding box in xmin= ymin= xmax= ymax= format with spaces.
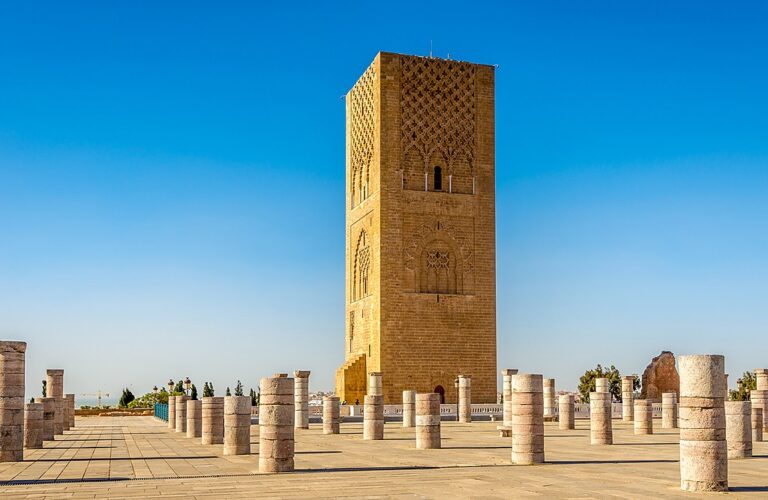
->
xmin=0 ymin=416 xmax=766 ymax=498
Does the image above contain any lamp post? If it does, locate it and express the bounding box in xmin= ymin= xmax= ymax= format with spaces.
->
xmin=454 ymin=377 xmax=460 ymax=422
xmin=167 ymin=379 xmax=174 ymax=395
xmin=184 ymin=377 xmax=191 ymax=397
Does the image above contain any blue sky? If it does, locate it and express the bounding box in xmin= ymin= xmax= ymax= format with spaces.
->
xmin=1 ymin=2 xmax=766 ymax=399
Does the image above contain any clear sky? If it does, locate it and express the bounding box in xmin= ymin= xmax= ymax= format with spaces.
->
xmin=1 ymin=2 xmax=766 ymax=401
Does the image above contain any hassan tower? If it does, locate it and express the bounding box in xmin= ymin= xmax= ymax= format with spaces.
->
xmin=336 ymin=52 xmax=496 ymax=404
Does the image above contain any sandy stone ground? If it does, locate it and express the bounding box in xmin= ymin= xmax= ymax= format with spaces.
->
xmin=0 ymin=416 xmax=766 ymax=498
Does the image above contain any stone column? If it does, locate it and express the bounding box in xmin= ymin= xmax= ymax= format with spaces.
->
xmin=511 ymin=373 xmax=544 ymax=465
xmin=415 ymin=393 xmax=441 ymax=449
xmin=61 ymin=394 xmax=70 ymax=432
xmin=458 ymin=375 xmax=472 ymax=423
xmin=558 ymin=394 xmax=574 ymax=430
xmin=750 ymin=389 xmax=768 ymax=432
xmin=634 ymin=399 xmax=653 ymax=435
xmin=752 ymin=407 xmax=763 ymax=443
xmin=0 ymin=341 xmax=26 ymax=461
xmin=595 ymin=377 xmax=609 ymax=394
xmin=323 ymin=396 xmax=340 ymax=435
xmin=46 ymin=369 xmax=64 ymax=435
xmin=622 ymin=376 xmax=634 ymax=422
xmin=259 ymin=375 xmax=294 ymax=472
xmin=724 ymin=373 xmax=729 ymax=399
xmin=590 ymin=391 xmax=612 ymax=445
xmin=224 ymin=395 xmax=252 ymax=456
xmin=364 ymin=372 xmax=384 ymax=440
xmin=755 ymin=368 xmax=768 ymax=391
xmin=186 ymin=400 xmax=202 ymax=438
xmin=24 ymin=402 xmax=44 ymax=449
xmin=725 ymin=401 xmax=751 ymax=459
xmin=175 ymin=395 xmax=188 ymax=433
xmin=293 ymin=370 xmax=310 ymax=430
xmin=65 ymin=394 xmax=75 ymax=429
xmin=168 ymin=395 xmax=176 ymax=430
xmin=662 ymin=392 xmax=678 ymax=429
xmin=679 ymin=354 xmax=727 ymax=492
xmin=402 ymin=390 xmax=416 ymax=428
xmin=201 ymin=396 xmax=224 ymax=445
xmin=35 ymin=397 xmax=55 ymax=441
xmin=501 ymin=369 xmax=517 ymax=427
xmin=543 ymin=378 xmax=555 ymax=419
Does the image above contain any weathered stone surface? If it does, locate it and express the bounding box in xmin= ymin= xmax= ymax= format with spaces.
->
xmin=725 ymin=401 xmax=751 ymax=459
xmin=511 ymin=374 xmax=543 ymax=465
xmin=224 ymin=396 xmax=251 ymax=456
xmin=595 ymin=378 xmax=609 ymax=394
xmin=294 ymin=370 xmax=310 ymax=430
xmin=322 ymin=396 xmax=340 ymax=435
xmin=174 ymin=396 xmax=188 ymax=433
xmin=501 ymin=369 xmax=517 ymax=427
xmin=46 ymin=369 xmax=64 ymax=436
xmin=634 ymin=399 xmax=653 ymax=435
xmin=1 ymin=341 xmax=26 ymax=462
xmin=752 ymin=407 xmax=763 ymax=442
xmin=543 ymin=379 xmax=555 ymax=418
xmin=590 ymin=392 xmax=612 ymax=445
xmin=402 ymin=390 xmax=415 ymax=428
xmin=259 ymin=376 xmax=293 ymax=472
xmin=186 ymin=400 xmax=202 ymax=438
xmin=168 ymin=396 xmax=176 ymax=430
xmin=201 ymin=397 xmax=224 ymax=445
xmin=641 ymin=351 xmax=680 ymax=402
xmin=621 ymin=376 xmax=634 ymax=422
xmin=415 ymin=393 xmax=440 ymax=449
xmin=24 ymin=402 xmax=44 ymax=449
xmin=35 ymin=397 xmax=55 ymax=441
xmin=661 ymin=392 xmax=678 ymax=429
xmin=558 ymin=394 xmax=574 ymax=430
xmin=458 ymin=375 xmax=471 ymax=423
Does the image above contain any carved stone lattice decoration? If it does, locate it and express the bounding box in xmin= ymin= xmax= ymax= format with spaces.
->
xmin=353 ymin=230 xmax=371 ymax=301
xmin=404 ymin=219 xmax=474 ymax=295
xmin=401 ymin=57 xmax=476 ymax=180
xmin=349 ymin=66 xmax=376 ymax=207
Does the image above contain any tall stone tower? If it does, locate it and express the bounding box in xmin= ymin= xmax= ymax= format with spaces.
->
xmin=336 ymin=52 xmax=496 ymax=404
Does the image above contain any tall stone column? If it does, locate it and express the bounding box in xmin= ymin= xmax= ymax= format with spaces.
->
xmin=558 ymin=394 xmax=574 ymax=430
xmin=46 ymin=369 xmax=64 ymax=435
xmin=294 ymin=370 xmax=310 ymax=430
xmin=621 ymin=376 xmax=634 ymax=422
xmin=590 ymin=391 xmax=612 ymax=445
xmin=725 ymin=401 xmax=752 ymax=459
xmin=501 ymin=369 xmax=517 ymax=427
xmin=511 ymin=373 xmax=544 ymax=465
xmin=259 ymin=375 xmax=294 ymax=472
xmin=662 ymin=392 xmax=678 ymax=429
xmin=186 ymin=400 xmax=202 ymax=438
xmin=751 ymin=407 xmax=763 ymax=443
xmin=750 ymin=389 xmax=768 ymax=432
xmin=168 ymin=395 xmax=176 ymax=430
xmin=595 ymin=377 xmax=609 ymax=394
xmin=543 ymin=378 xmax=555 ymax=419
xmin=64 ymin=394 xmax=75 ymax=429
xmin=0 ymin=341 xmax=26 ymax=462
xmin=175 ymin=395 xmax=188 ymax=433
xmin=24 ymin=402 xmax=44 ymax=449
xmin=201 ymin=396 xmax=224 ymax=445
xmin=458 ymin=375 xmax=472 ymax=423
xmin=402 ymin=390 xmax=416 ymax=428
xmin=723 ymin=373 xmax=729 ymax=399
xmin=35 ymin=397 xmax=55 ymax=441
xmin=634 ymin=399 xmax=653 ymax=435
xmin=364 ymin=372 xmax=384 ymax=440
xmin=224 ymin=395 xmax=252 ymax=456
xmin=415 ymin=393 xmax=441 ymax=449
xmin=679 ymin=354 xmax=727 ymax=492
xmin=323 ymin=396 xmax=340 ymax=435
xmin=755 ymin=368 xmax=768 ymax=391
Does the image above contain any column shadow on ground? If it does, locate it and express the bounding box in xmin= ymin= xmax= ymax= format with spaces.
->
xmin=25 ymin=455 xmax=218 ymax=463
xmin=551 ymin=459 xmax=678 ymax=465
xmin=730 ymin=487 xmax=768 ymax=492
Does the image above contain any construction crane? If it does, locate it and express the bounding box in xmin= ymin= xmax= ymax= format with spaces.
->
xmin=80 ymin=390 xmax=110 ymax=408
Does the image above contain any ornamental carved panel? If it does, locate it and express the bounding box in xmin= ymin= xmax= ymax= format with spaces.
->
xmin=349 ymin=66 xmax=376 ymax=207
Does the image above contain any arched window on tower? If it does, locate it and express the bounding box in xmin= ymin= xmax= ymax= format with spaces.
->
xmin=434 ymin=166 xmax=442 ymax=191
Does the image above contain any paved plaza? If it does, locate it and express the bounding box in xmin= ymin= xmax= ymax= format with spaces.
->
xmin=0 ymin=416 xmax=766 ymax=498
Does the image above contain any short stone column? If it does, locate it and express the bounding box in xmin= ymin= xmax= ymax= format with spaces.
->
xmin=558 ymin=394 xmax=574 ymax=430
xmin=186 ymin=400 xmax=202 ymax=438
xmin=415 ymin=393 xmax=441 ymax=449
xmin=750 ymin=389 xmax=768 ymax=432
xmin=46 ymin=369 xmax=65 ymax=435
xmin=595 ymin=377 xmax=609 ymax=393
xmin=0 ymin=341 xmax=26 ymax=461
xmin=168 ymin=395 xmax=176 ymax=430
xmin=634 ymin=399 xmax=653 ymax=435
xmin=662 ymin=392 xmax=678 ymax=429
xmin=175 ymin=395 xmax=188 ymax=433
xmin=35 ymin=397 xmax=55 ymax=441
xmin=752 ymin=407 xmax=763 ymax=442
xmin=65 ymin=394 xmax=75 ymax=429
xmin=622 ymin=376 xmax=634 ymax=422
xmin=543 ymin=378 xmax=555 ymax=419
xmin=755 ymin=368 xmax=768 ymax=391
xmin=458 ymin=375 xmax=472 ymax=423
xmin=323 ymin=396 xmax=340 ymax=434
xmin=294 ymin=370 xmax=310 ymax=430
xmin=24 ymin=402 xmax=44 ymax=449
xmin=511 ymin=373 xmax=544 ymax=465
xmin=678 ymin=354 xmax=727 ymax=492
xmin=501 ymin=369 xmax=517 ymax=427
xmin=364 ymin=372 xmax=384 ymax=440
xmin=725 ymin=401 xmax=752 ymax=459
xmin=259 ymin=375 xmax=294 ymax=472
xmin=402 ymin=390 xmax=416 ymax=428
xmin=368 ymin=371 xmax=383 ymax=396
xmin=590 ymin=391 xmax=612 ymax=445
xmin=201 ymin=396 xmax=224 ymax=445
xmin=723 ymin=373 xmax=729 ymax=399
xmin=224 ymin=395 xmax=252 ymax=456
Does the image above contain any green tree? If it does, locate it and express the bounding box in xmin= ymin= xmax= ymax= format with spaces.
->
xmin=174 ymin=379 xmax=184 ymax=394
xmin=226 ymin=387 xmax=231 ymax=396
xmin=29 ymin=397 xmax=34 ymax=404
xmin=118 ymin=388 xmax=135 ymax=408
xmin=578 ymin=364 xmax=638 ymax=403
xmin=42 ymin=380 xmax=47 ymax=397
xmin=190 ymin=384 xmax=198 ymax=400
xmin=250 ymin=388 xmax=259 ymax=406
xmin=730 ymin=371 xmax=756 ymax=401
xmin=234 ymin=380 xmax=244 ymax=397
